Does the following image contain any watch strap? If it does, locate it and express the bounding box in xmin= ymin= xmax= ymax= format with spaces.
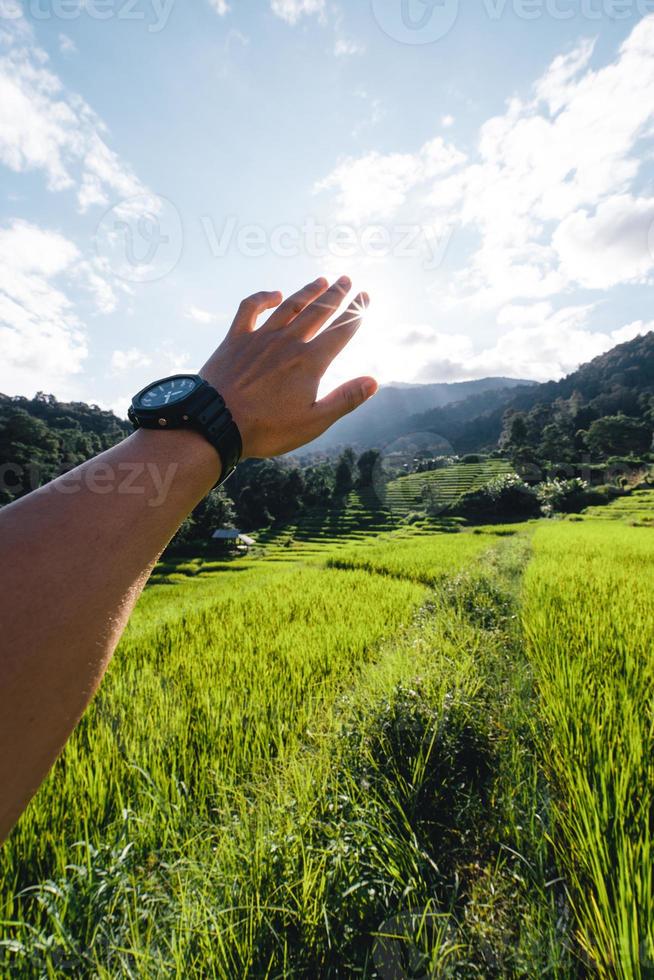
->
xmin=185 ymin=382 xmax=242 ymax=485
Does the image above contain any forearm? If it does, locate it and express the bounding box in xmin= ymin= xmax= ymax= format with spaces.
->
xmin=0 ymin=428 xmax=218 ymax=840
xmin=0 ymin=274 xmax=375 ymax=842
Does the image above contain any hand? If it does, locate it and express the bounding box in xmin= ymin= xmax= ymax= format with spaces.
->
xmin=199 ymin=276 xmax=378 ymax=458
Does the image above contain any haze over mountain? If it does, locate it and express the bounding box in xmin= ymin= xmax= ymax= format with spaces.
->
xmin=299 ymin=331 xmax=654 ymax=458
xmin=303 ymin=378 xmax=534 ymax=454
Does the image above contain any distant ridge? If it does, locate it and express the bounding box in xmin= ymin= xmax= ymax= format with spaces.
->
xmin=303 ymin=377 xmax=534 ymax=453
xmin=398 ymin=331 xmax=654 ymax=453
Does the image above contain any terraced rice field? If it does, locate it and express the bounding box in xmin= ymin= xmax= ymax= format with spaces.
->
xmin=254 ymin=489 xmax=400 ymax=562
xmin=2 ymin=489 xmax=652 ymax=977
xmin=383 ymin=459 xmax=515 ymax=517
xmin=582 ymin=486 xmax=654 ymax=525
xmin=229 ymin=463 xmax=515 ymax=566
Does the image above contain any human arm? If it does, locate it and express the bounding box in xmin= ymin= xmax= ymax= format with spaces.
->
xmin=0 ymin=276 xmax=376 ymax=841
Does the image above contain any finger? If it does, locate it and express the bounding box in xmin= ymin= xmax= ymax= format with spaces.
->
xmin=290 ymin=275 xmax=353 ymax=341
xmin=260 ymin=277 xmax=329 ymax=332
xmin=307 ymin=292 xmax=369 ymax=368
xmin=314 ymin=376 xmax=379 ymax=430
xmin=229 ymin=291 xmax=282 ymax=336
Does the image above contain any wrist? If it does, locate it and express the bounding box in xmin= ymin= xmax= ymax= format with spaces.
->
xmin=129 ymin=427 xmax=222 ymax=498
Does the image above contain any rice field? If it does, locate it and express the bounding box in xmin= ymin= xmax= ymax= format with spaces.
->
xmin=1 ymin=490 xmax=652 ymax=976
xmin=523 ymin=516 xmax=654 ymax=977
xmin=383 ymin=460 xmax=514 ymax=517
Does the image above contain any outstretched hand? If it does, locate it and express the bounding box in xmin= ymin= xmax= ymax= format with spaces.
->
xmin=200 ymin=275 xmax=378 ymax=458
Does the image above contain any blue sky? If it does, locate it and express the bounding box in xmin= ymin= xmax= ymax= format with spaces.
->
xmin=1 ymin=0 xmax=654 ymax=415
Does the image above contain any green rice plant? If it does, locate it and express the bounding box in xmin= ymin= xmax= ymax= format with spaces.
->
xmin=326 ymin=530 xmax=496 ymax=586
xmin=2 ymin=534 xmax=575 ymax=978
xmin=523 ymin=521 xmax=654 ymax=977
xmin=8 ymin=500 xmax=650 ymax=977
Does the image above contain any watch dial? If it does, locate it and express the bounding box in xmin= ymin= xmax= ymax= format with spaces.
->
xmin=139 ymin=376 xmax=197 ymax=409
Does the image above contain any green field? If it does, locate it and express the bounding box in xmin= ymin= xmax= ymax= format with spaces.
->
xmin=384 ymin=460 xmax=515 ymax=517
xmin=1 ymin=492 xmax=653 ymax=977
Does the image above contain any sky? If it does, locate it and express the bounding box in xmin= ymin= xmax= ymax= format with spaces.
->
xmin=1 ymin=0 xmax=654 ymax=417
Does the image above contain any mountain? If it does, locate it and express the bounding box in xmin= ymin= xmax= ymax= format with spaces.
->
xmin=302 ymin=377 xmax=534 ymax=454
xmin=400 ymin=331 xmax=654 ymax=454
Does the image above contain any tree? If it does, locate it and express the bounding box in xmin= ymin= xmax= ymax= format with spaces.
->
xmin=456 ymin=474 xmax=540 ymax=520
xmin=504 ymin=412 xmax=528 ymax=449
xmin=302 ymin=464 xmax=334 ymax=507
xmin=268 ymin=468 xmax=305 ymax=523
xmin=237 ymin=485 xmax=271 ymax=530
xmin=193 ymin=488 xmax=236 ymax=537
xmin=334 ymin=448 xmax=356 ymax=496
xmin=537 ymin=423 xmax=574 ymax=463
xmin=356 ymin=450 xmax=382 ymax=489
xmin=586 ymin=414 xmax=652 ymax=458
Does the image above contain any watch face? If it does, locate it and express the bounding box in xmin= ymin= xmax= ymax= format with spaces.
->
xmin=137 ymin=376 xmax=198 ymax=409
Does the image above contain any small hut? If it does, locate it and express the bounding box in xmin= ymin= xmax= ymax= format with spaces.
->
xmin=211 ymin=529 xmax=255 ymax=554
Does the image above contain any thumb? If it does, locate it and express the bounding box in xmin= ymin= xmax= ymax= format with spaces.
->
xmin=315 ymin=376 xmax=378 ymax=429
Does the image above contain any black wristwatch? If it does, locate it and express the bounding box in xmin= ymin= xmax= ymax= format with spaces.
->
xmin=128 ymin=374 xmax=242 ymax=485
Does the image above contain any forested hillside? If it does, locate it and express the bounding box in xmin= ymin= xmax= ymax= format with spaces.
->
xmin=402 ymin=332 xmax=654 ymax=459
xmin=0 ymin=393 xmax=130 ymax=503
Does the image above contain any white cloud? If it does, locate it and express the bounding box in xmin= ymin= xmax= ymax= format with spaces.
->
xmin=413 ymin=307 xmax=653 ymax=384
xmin=74 ymin=257 xmax=122 ymax=315
xmin=270 ymin=0 xmax=326 ymax=25
xmin=315 ymin=138 xmax=466 ymax=222
xmin=455 ymin=19 xmax=654 ymax=304
xmin=334 ymin=37 xmax=364 ymax=57
xmin=317 ymin=15 xmax=654 ymax=380
xmin=0 ymin=220 xmax=88 ymax=395
xmin=611 ymin=319 xmax=654 ymax=345
xmin=110 ymin=348 xmax=152 ymax=374
xmin=208 ymin=0 xmax=230 ymax=15
xmin=185 ymin=305 xmax=226 ymax=325
xmin=553 ymin=194 xmax=654 ymax=289
xmin=317 ymin=12 xmax=654 ymax=350
xmin=109 ymin=344 xmax=192 ymax=399
xmin=441 ymin=114 xmax=455 ymax=128
xmin=0 ymin=10 xmax=145 ymax=211
xmin=58 ymin=33 xmax=77 ymax=56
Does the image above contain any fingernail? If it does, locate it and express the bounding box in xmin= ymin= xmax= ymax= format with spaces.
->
xmin=362 ymin=379 xmax=378 ymax=399
xmin=314 ymin=276 xmax=328 ymax=288
xmin=337 ymin=275 xmax=351 ymax=289
xmin=360 ymin=291 xmax=370 ymax=308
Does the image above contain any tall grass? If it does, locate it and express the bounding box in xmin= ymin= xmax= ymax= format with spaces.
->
xmin=2 ymin=563 xmax=428 ymax=893
xmin=4 ymin=509 xmax=650 ymax=976
xmin=523 ymin=521 xmax=654 ymax=977
xmin=326 ymin=532 xmax=494 ymax=586
xmin=1 ymin=532 xmax=572 ymax=976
